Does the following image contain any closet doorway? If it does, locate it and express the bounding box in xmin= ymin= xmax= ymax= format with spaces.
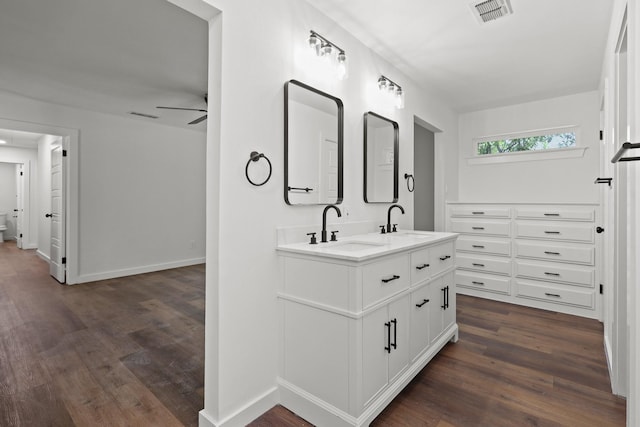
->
xmin=413 ymin=119 xmax=435 ymax=231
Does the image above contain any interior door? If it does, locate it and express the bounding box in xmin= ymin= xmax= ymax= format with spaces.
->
xmin=49 ymin=143 xmax=65 ymax=283
xmin=15 ymin=164 xmax=23 ymax=248
xmin=319 ymin=136 xmax=338 ymax=202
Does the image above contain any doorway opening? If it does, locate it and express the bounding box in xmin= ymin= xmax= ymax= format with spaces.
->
xmin=413 ymin=120 xmax=435 ymax=231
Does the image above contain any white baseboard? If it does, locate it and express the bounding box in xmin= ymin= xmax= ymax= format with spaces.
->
xmin=198 ymin=387 xmax=279 ymax=427
xmin=36 ymin=249 xmax=50 ymax=262
xmin=604 ymin=334 xmax=616 ymax=394
xmin=75 ymin=257 xmax=205 ymax=284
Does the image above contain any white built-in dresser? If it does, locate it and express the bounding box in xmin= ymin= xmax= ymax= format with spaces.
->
xmin=447 ymin=202 xmax=600 ymax=319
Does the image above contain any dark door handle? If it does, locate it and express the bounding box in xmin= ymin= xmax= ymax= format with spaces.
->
xmin=45 ymin=213 xmax=53 ymax=218
xmin=597 ymin=226 xmax=605 ymax=233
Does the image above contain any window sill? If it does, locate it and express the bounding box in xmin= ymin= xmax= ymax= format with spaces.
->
xmin=467 ymin=146 xmax=588 ymax=165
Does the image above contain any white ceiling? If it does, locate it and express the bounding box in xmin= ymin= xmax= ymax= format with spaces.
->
xmin=310 ymin=0 xmax=614 ymax=112
xmin=0 ymin=0 xmax=209 ymax=131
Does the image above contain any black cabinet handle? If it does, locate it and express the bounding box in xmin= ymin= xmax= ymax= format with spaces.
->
xmin=544 ymin=251 xmax=561 ymax=255
xmin=472 ymin=227 xmax=485 ymax=230
xmin=472 ymin=263 xmax=485 ymax=267
xmin=472 ymin=245 xmax=485 ymax=249
xmin=545 ymin=292 xmax=561 ymax=298
xmin=544 ymin=231 xmax=561 ymax=234
xmin=384 ymin=321 xmax=391 ymax=353
xmin=416 ymin=263 xmax=430 ymax=270
xmin=445 ymin=286 xmax=450 ymax=309
xmin=544 ymin=213 xmax=560 ymax=216
xmin=441 ymin=287 xmax=447 ymax=309
xmin=439 ymin=255 xmax=451 ymax=261
xmin=381 ymin=275 xmax=400 ymax=283
xmin=472 ymin=281 xmax=485 ymax=286
xmin=472 ymin=211 xmax=485 ymax=215
xmin=416 ymin=299 xmax=429 ymax=308
xmin=391 ymin=318 xmax=397 ymax=350
xmin=544 ymin=272 xmax=560 ymax=277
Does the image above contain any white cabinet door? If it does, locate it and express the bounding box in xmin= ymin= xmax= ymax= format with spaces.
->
xmin=410 ymin=285 xmax=432 ymax=361
xmin=428 ymin=278 xmax=444 ymax=343
xmin=388 ymin=296 xmax=409 ymax=383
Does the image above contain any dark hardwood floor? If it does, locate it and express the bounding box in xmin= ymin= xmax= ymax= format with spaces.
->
xmin=1 ymin=241 xmax=626 ymax=426
xmin=0 ymin=240 xmax=205 ymax=426
xmin=250 ymin=295 xmax=626 ymax=426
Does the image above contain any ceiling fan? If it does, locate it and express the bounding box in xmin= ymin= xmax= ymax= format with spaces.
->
xmin=156 ymin=94 xmax=208 ymax=125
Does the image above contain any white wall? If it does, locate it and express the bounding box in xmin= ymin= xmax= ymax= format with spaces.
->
xmin=457 ymin=91 xmax=600 ymax=203
xmin=0 ymin=92 xmax=206 ymax=282
xmin=192 ymin=0 xmax=459 ymax=424
xmin=0 ymin=145 xmax=38 ymax=248
xmin=0 ymin=162 xmax=17 ymax=239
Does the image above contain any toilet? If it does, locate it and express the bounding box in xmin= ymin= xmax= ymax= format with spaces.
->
xmin=0 ymin=213 xmax=7 ymax=242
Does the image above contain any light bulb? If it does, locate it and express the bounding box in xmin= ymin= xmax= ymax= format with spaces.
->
xmin=336 ymin=51 xmax=348 ymax=80
xmin=378 ymin=77 xmax=388 ymax=91
xmin=387 ymin=82 xmax=395 ymax=93
xmin=320 ymin=42 xmax=333 ymax=57
xmin=395 ymin=87 xmax=405 ymax=109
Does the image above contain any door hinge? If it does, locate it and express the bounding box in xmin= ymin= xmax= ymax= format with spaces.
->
xmin=599 ymin=130 xmax=603 ymax=141
xmin=62 ymin=150 xmax=67 ymax=157
xmin=600 ymin=284 xmax=603 ymax=294
xmin=62 ymin=257 xmax=66 ymax=265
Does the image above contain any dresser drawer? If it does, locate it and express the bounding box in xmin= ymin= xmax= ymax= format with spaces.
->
xmin=456 ymin=235 xmax=511 ymax=256
xmin=429 ymin=241 xmax=455 ymax=277
xmin=514 ymin=207 xmax=595 ymax=222
xmin=456 ymin=271 xmax=510 ymax=295
xmin=515 ymin=260 xmax=595 ymax=287
xmin=516 ymin=279 xmax=595 ymax=309
xmin=410 ymin=247 xmax=432 ymax=286
xmin=514 ymin=221 xmax=594 ymax=243
xmin=362 ymin=255 xmax=410 ymax=307
xmin=449 ymin=219 xmax=510 ymax=237
xmin=514 ymin=240 xmax=594 ymax=265
xmin=457 ymin=254 xmax=511 ymax=276
xmin=450 ymin=206 xmax=511 ymax=218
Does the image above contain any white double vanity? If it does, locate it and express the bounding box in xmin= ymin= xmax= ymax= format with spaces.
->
xmin=277 ymin=229 xmax=458 ymax=426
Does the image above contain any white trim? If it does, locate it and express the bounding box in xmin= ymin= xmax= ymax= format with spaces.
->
xmin=74 ymin=257 xmax=205 ymax=284
xmin=198 ymin=387 xmax=279 ymax=427
xmin=467 ymin=146 xmax=587 ymax=165
xmin=36 ymin=249 xmax=50 ymax=262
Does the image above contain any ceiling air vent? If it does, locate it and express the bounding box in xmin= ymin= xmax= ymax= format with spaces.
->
xmin=129 ymin=111 xmax=159 ymax=119
xmin=470 ymin=0 xmax=513 ymax=24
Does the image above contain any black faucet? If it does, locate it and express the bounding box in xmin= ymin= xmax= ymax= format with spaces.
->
xmin=321 ymin=204 xmax=342 ymax=243
xmin=387 ymin=204 xmax=405 ymax=233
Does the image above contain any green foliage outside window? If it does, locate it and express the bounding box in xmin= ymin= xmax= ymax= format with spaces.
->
xmin=477 ymin=132 xmax=576 ymax=155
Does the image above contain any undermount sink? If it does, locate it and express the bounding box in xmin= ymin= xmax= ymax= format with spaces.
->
xmin=329 ymin=241 xmax=385 ymax=252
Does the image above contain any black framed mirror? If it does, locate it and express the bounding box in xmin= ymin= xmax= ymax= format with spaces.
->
xmin=284 ymin=80 xmax=344 ymax=205
xmin=364 ymin=111 xmax=399 ymax=203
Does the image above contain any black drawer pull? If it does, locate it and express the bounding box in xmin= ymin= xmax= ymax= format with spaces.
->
xmin=545 ymin=292 xmax=561 ymax=298
xmin=472 ymin=227 xmax=485 ymax=230
xmin=544 ymin=231 xmax=561 ymax=234
xmin=472 ymin=263 xmax=485 ymax=267
xmin=472 ymin=281 xmax=485 ymax=286
xmin=382 ymin=275 xmax=400 ymax=283
xmin=544 ymin=251 xmax=561 ymax=255
xmin=544 ymin=272 xmax=560 ymax=277
xmin=472 ymin=245 xmax=485 ymax=249
xmin=472 ymin=211 xmax=485 ymax=215
xmin=416 ymin=263 xmax=430 ymax=270
xmin=415 ymin=299 xmax=429 ymax=308
xmin=391 ymin=318 xmax=397 ymax=350
xmin=384 ymin=321 xmax=391 ymax=353
xmin=544 ymin=213 xmax=560 ymax=216
xmin=439 ymin=255 xmax=451 ymax=261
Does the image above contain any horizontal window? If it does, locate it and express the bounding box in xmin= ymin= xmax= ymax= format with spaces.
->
xmin=476 ymin=128 xmax=577 ymax=156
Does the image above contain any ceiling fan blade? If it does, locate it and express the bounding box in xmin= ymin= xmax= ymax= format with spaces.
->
xmin=156 ymin=106 xmax=207 ymax=112
xmin=189 ymin=115 xmax=207 ymax=125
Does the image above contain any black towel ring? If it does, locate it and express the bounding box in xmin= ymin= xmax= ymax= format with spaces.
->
xmin=404 ymin=173 xmax=415 ymax=192
xmin=245 ymin=151 xmax=272 ymax=186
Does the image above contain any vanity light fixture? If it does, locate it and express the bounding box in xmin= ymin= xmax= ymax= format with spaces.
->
xmin=308 ymin=30 xmax=348 ymax=80
xmin=378 ymin=75 xmax=405 ymax=109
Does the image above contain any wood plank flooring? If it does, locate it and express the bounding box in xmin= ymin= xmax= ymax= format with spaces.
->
xmin=250 ymin=295 xmax=626 ymax=426
xmin=0 ymin=241 xmax=205 ymax=426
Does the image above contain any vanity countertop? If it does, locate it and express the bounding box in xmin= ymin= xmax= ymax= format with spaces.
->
xmin=276 ymin=230 xmax=458 ymax=262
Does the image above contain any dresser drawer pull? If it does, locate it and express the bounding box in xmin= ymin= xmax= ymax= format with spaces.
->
xmin=544 ymin=231 xmax=561 ymax=234
xmin=472 ymin=245 xmax=485 ymax=249
xmin=416 ymin=263 xmax=430 ymax=270
xmin=544 ymin=251 xmax=561 ymax=255
xmin=381 ymin=275 xmax=400 ymax=283
xmin=472 ymin=263 xmax=485 ymax=267
xmin=472 ymin=211 xmax=485 ymax=215
xmin=545 ymin=292 xmax=561 ymax=298
xmin=415 ymin=299 xmax=429 ymax=308
xmin=544 ymin=213 xmax=560 ymax=216
xmin=439 ymin=255 xmax=451 ymax=261
xmin=471 ymin=281 xmax=485 ymax=286
xmin=472 ymin=227 xmax=485 ymax=230
xmin=544 ymin=272 xmax=560 ymax=277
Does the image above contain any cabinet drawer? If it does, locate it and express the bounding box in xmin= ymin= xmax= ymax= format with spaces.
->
xmin=515 ymin=260 xmax=595 ymax=287
xmin=410 ymin=247 xmax=431 ymax=286
xmin=455 ymin=271 xmax=510 ymax=295
xmin=429 ymin=241 xmax=455 ymax=277
xmin=514 ymin=207 xmax=595 ymax=222
xmin=457 ymin=254 xmax=511 ymax=275
xmin=516 ymin=279 xmax=595 ymax=309
xmin=450 ymin=206 xmax=510 ymax=218
xmin=515 ymin=221 xmax=594 ymax=243
xmin=449 ymin=219 xmax=510 ymax=236
xmin=362 ymin=255 xmax=410 ymax=307
xmin=514 ymin=240 xmax=594 ymax=265
xmin=456 ymin=235 xmax=511 ymax=256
